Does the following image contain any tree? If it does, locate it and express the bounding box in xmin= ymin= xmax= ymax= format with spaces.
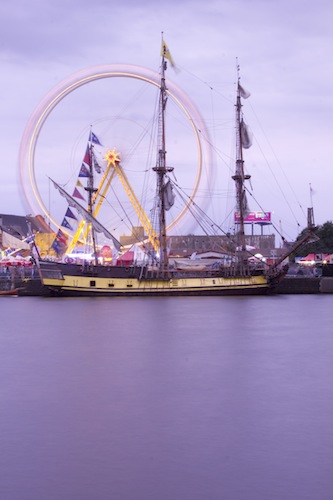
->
xmin=293 ymin=221 xmax=333 ymax=257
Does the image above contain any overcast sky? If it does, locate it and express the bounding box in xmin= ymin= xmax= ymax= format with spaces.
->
xmin=1 ymin=0 xmax=332 ymax=241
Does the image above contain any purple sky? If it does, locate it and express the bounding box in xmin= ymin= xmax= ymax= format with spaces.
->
xmin=1 ymin=0 xmax=332 ymax=241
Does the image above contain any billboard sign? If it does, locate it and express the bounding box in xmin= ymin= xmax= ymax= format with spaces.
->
xmin=234 ymin=211 xmax=271 ymax=224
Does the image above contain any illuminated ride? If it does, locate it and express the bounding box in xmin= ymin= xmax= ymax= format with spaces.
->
xmin=65 ymin=145 xmax=160 ymax=255
xmin=19 ymin=64 xmax=214 ymax=247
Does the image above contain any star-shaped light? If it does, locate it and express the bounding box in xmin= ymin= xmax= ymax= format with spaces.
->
xmin=104 ymin=148 xmax=121 ymax=165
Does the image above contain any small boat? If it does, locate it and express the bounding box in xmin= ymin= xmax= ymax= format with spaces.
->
xmin=33 ymin=41 xmax=315 ymax=297
xmin=0 ymin=288 xmax=20 ymax=296
xmin=173 ymin=260 xmax=210 ymax=271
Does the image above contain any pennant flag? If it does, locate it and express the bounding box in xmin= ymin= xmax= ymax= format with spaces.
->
xmin=61 ymin=218 xmax=73 ymax=231
xmin=72 ymin=187 xmax=85 ymax=200
xmin=238 ymin=83 xmax=251 ymax=99
xmin=161 ymin=40 xmax=175 ymax=68
xmin=93 ymin=158 xmax=102 ymax=174
xmin=83 ymin=145 xmax=91 ymax=166
xmin=49 ymin=177 xmax=122 ymax=251
xmin=51 ymin=239 xmax=62 ymax=255
xmin=65 ymin=207 xmax=77 ymax=220
xmin=89 ymin=131 xmax=102 ymax=146
xmin=76 ymin=179 xmax=84 ymax=188
xmin=51 ymin=229 xmax=68 ymax=255
xmin=57 ymin=229 xmax=67 ymax=245
xmin=79 ymin=163 xmax=90 ymax=178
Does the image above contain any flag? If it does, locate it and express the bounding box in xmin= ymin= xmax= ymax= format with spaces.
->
xmin=56 ymin=229 xmax=67 ymax=245
xmin=61 ymin=218 xmax=73 ymax=231
xmin=89 ymin=131 xmax=102 ymax=146
xmin=51 ymin=238 xmax=62 ymax=255
xmin=65 ymin=208 xmax=77 ymax=220
xmin=93 ymin=157 xmax=102 ymax=174
xmin=72 ymin=187 xmax=85 ymax=200
xmin=79 ymin=163 xmax=90 ymax=178
xmin=76 ymin=180 xmax=84 ymax=188
xmin=83 ymin=145 xmax=91 ymax=166
xmin=161 ymin=40 xmax=175 ymax=68
xmin=51 ymin=229 xmax=67 ymax=255
xmin=309 ymin=183 xmax=316 ymax=195
xmin=238 ymin=83 xmax=251 ymax=99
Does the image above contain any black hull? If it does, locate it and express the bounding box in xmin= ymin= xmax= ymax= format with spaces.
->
xmin=40 ymin=286 xmax=274 ymax=298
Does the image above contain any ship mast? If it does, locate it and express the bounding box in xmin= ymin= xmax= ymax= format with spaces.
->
xmin=232 ymin=65 xmax=251 ymax=256
xmin=153 ymin=40 xmax=174 ymax=274
xmin=84 ymin=136 xmax=98 ymax=265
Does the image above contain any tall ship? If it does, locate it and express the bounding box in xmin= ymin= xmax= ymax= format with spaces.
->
xmin=29 ymin=43 xmax=314 ymax=297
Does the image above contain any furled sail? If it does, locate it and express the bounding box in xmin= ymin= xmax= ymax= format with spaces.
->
xmin=49 ymin=178 xmax=121 ymax=251
xmin=240 ymin=120 xmax=253 ymax=149
xmin=238 ymin=83 xmax=251 ymax=99
xmin=241 ymin=191 xmax=250 ymax=217
xmin=163 ymin=180 xmax=175 ymax=211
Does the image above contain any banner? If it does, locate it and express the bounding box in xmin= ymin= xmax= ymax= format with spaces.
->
xmin=234 ymin=211 xmax=271 ymax=224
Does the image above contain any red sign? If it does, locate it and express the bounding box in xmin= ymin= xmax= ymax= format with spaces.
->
xmin=234 ymin=211 xmax=271 ymax=224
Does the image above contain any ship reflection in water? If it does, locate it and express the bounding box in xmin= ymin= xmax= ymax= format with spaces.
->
xmin=1 ymin=295 xmax=333 ymax=500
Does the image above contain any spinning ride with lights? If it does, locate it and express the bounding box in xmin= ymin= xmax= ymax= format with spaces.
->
xmin=19 ymin=64 xmax=213 ymax=248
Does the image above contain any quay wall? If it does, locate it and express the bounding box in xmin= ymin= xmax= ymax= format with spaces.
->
xmin=275 ymin=277 xmax=320 ymax=294
xmin=276 ymin=276 xmax=333 ymax=294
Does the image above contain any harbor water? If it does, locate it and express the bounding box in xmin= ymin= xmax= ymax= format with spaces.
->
xmin=1 ymin=294 xmax=333 ymax=500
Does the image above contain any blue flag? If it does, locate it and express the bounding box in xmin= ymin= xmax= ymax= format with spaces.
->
xmin=79 ymin=163 xmax=90 ymax=178
xmin=61 ymin=218 xmax=73 ymax=231
xmin=65 ymin=208 xmax=77 ymax=220
xmin=51 ymin=229 xmax=67 ymax=255
xmin=89 ymin=131 xmax=102 ymax=146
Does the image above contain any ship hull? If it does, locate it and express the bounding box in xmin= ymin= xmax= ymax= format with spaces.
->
xmin=36 ymin=261 xmax=279 ymax=297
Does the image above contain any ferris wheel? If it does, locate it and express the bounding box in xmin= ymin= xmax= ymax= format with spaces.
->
xmin=19 ymin=64 xmax=215 ymax=243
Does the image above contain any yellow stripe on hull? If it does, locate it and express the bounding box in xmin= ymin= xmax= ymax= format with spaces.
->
xmin=42 ymin=273 xmax=271 ymax=296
